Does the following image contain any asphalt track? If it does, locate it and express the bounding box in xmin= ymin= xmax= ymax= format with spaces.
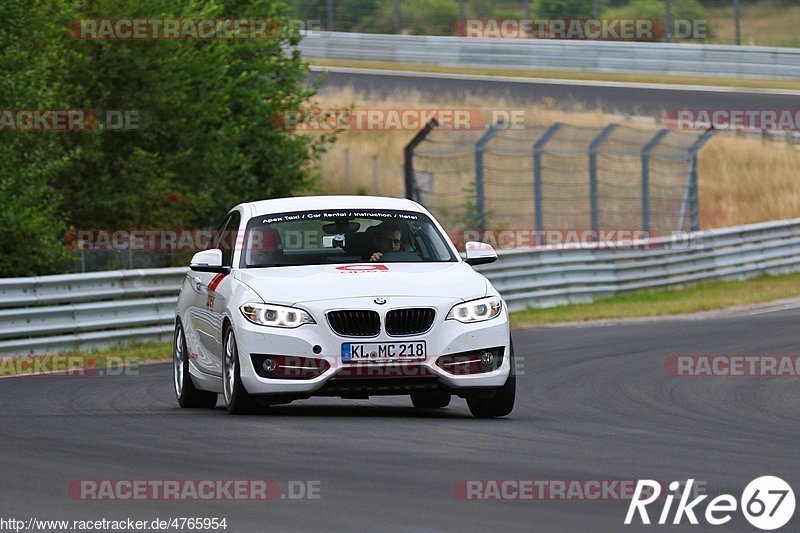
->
xmin=1 ymin=308 xmax=799 ymax=532
xmin=309 ymin=67 xmax=800 ymax=115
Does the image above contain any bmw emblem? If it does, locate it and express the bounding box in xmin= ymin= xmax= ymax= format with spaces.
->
xmin=374 ymin=297 xmax=386 ymax=305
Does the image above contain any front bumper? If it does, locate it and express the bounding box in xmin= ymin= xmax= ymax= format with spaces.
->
xmin=232 ymin=297 xmax=511 ymax=397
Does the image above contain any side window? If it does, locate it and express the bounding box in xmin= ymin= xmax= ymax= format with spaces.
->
xmin=220 ymin=212 xmax=240 ymax=267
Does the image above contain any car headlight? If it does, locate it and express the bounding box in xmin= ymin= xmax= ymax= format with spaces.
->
xmin=239 ymin=303 xmax=315 ymax=328
xmin=446 ymin=296 xmax=502 ymax=323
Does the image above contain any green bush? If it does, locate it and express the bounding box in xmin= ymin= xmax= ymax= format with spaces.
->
xmin=534 ymin=0 xmax=607 ymax=18
xmin=604 ymin=0 xmax=711 ymax=41
xmin=0 ymin=0 xmax=325 ymax=277
xmin=0 ymin=0 xmax=74 ymax=275
xmin=364 ymin=0 xmax=460 ymax=35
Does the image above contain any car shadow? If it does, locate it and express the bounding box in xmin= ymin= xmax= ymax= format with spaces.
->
xmin=211 ymin=402 xmax=476 ymax=419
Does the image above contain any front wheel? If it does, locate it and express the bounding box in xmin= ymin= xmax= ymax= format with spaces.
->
xmin=223 ymin=326 xmax=259 ymax=415
xmin=466 ymin=375 xmax=516 ymax=418
xmin=466 ymin=342 xmax=516 ymax=418
xmin=174 ymin=323 xmax=218 ymax=408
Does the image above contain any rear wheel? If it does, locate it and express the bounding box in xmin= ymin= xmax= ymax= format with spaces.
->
xmin=466 ymin=342 xmax=516 ymax=418
xmin=174 ymin=323 xmax=218 ymax=408
xmin=411 ymin=390 xmax=451 ymax=409
xmin=223 ymin=326 xmax=259 ymax=415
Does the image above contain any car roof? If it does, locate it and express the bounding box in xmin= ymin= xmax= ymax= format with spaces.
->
xmin=245 ymin=195 xmax=424 ymax=217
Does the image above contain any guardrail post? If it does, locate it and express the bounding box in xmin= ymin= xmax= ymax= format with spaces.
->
xmin=403 ymin=118 xmax=438 ymax=203
xmin=678 ymin=129 xmax=715 ymax=233
xmin=641 ymin=129 xmax=669 ymax=235
xmin=532 ymin=123 xmax=563 ymax=246
xmin=588 ymin=124 xmax=619 ymax=236
xmin=474 ymin=119 xmax=506 ymax=231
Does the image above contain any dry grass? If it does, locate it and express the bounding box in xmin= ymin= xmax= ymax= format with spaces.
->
xmin=315 ymin=86 xmax=626 ymax=197
xmin=706 ymin=2 xmax=800 ymax=48
xmin=314 ymin=87 xmax=800 ymax=230
xmin=698 ymin=134 xmax=800 ymax=228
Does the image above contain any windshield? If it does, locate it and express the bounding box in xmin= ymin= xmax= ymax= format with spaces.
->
xmin=240 ymin=209 xmax=457 ymax=267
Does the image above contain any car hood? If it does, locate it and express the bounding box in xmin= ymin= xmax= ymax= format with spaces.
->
xmin=235 ymin=262 xmax=487 ymax=305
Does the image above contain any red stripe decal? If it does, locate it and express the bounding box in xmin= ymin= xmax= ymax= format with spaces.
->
xmin=208 ymin=273 xmax=227 ymax=292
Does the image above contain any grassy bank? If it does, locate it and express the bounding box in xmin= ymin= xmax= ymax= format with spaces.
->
xmin=0 ymin=342 xmax=173 ymax=377
xmin=510 ymin=271 xmax=800 ymax=328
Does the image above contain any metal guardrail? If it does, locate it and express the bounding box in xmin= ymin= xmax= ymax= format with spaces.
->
xmin=0 ymin=268 xmax=186 ymax=355
xmin=298 ymin=31 xmax=800 ymax=79
xmin=2 ymin=218 xmax=800 ymax=354
xmin=479 ymin=218 xmax=800 ymax=311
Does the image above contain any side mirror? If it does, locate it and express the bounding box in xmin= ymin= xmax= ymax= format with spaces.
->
xmin=189 ymin=249 xmax=230 ymax=274
xmin=464 ymin=241 xmax=497 ymax=266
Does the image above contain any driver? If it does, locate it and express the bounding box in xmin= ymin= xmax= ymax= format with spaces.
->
xmin=369 ymin=222 xmax=403 ymax=262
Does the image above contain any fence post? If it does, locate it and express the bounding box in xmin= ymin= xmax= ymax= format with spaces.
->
xmin=641 ymin=129 xmax=669 ymax=235
xmin=403 ymin=118 xmax=438 ymax=202
xmin=678 ymin=129 xmax=715 ymax=233
xmin=474 ymin=120 xmax=506 ymax=231
xmin=372 ymin=155 xmax=379 ymax=195
xmin=343 ymin=148 xmax=350 ymax=191
xmin=588 ymin=124 xmax=619 ymax=236
xmin=532 ymin=123 xmax=563 ymax=246
xmin=688 ymin=129 xmax=715 ymax=232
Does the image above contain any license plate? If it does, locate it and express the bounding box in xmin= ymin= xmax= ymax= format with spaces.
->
xmin=342 ymin=341 xmax=426 ymax=363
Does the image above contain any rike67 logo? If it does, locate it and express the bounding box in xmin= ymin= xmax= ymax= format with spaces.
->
xmin=625 ymin=477 xmax=795 ymax=530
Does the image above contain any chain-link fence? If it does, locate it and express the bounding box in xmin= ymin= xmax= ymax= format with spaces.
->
xmin=74 ymin=249 xmax=191 ymax=273
xmin=406 ymin=119 xmax=714 ymax=246
xmin=72 ymin=120 xmax=713 ymax=272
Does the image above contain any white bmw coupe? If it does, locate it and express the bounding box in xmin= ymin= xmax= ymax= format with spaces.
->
xmin=173 ymin=195 xmax=515 ymax=417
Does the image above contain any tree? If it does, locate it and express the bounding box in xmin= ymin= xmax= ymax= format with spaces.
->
xmin=55 ymin=0 xmax=322 ymax=229
xmin=604 ymin=0 xmax=710 ymax=41
xmin=533 ymin=0 xmax=606 ymax=18
xmin=0 ymin=0 xmax=325 ymax=276
xmin=0 ymin=0 xmax=74 ymax=275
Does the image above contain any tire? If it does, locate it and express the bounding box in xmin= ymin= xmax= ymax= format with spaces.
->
xmin=223 ymin=326 xmax=259 ymax=415
xmin=174 ymin=323 xmax=218 ymax=409
xmin=466 ymin=342 xmax=516 ymax=418
xmin=411 ymin=390 xmax=451 ymax=409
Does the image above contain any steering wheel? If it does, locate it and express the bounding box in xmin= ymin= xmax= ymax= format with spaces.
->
xmin=377 ymin=251 xmax=422 ymax=262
